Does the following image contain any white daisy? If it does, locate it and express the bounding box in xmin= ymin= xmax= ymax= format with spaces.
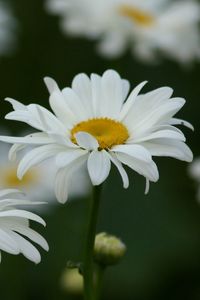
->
xmin=188 ymin=157 xmax=200 ymax=201
xmin=45 ymin=0 xmax=200 ymax=63
xmin=0 ymin=70 xmax=193 ymax=203
xmin=0 ymin=141 xmax=91 ymax=206
xmin=0 ymin=189 xmax=48 ymax=263
xmin=0 ymin=1 xmax=17 ymax=56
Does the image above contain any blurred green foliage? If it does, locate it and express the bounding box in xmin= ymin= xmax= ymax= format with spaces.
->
xmin=0 ymin=0 xmax=200 ymax=299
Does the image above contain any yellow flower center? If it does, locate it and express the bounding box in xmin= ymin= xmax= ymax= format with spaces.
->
xmin=71 ymin=118 xmax=129 ymax=150
xmin=119 ymin=5 xmax=155 ymax=27
xmin=3 ymin=167 xmax=38 ymax=188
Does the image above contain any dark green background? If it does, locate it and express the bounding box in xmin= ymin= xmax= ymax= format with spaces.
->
xmin=0 ymin=0 xmax=200 ymax=299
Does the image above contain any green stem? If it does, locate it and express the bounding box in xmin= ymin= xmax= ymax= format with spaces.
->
xmin=83 ymin=185 xmax=102 ymax=300
xmin=94 ymin=264 xmax=105 ymax=300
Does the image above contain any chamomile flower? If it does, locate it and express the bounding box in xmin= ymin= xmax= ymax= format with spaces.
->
xmin=0 ymin=189 xmax=48 ymax=263
xmin=45 ymin=0 xmax=200 ymax=63
xmin=0 ymin=1 xmax=17 ymax=56
xmin=0 ymin=70 xmax=193 ymax=203
xmin=0 ymin=142 xmax=91 ymax=206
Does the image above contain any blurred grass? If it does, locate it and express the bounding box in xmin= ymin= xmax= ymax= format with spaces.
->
xmin=0 ymin=0 xmax=200 ymax=299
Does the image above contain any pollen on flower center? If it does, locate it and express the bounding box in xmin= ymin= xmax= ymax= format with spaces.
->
xmin=71 ymin=118 xmax=129 ymax=150
xmin=119 ymin=5 xmax=155 ymax=26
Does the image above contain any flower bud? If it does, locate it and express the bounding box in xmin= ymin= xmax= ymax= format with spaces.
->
xmin=94 ymin=232 xmax=126 ymax=266
xmin=61 ymin=268 xmax=83 ymax=295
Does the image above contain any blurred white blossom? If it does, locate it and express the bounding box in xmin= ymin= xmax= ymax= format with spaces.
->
xmin=0 ymin=139 xmax=91 ymax=207
xmin=0 ymin=189 xmax=48 ymax=263
xmin=45 ymin=0 xmax=200 ymax=64
xmin=0 ymin=2 xmax=17 ymax=56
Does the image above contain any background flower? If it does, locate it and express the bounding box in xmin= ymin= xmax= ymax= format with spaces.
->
xmin=45 ymin=0 xmax=200 ymax=64
xmin=0 ymin=131 xmax=91 ymax=209
xmin=0 ymin=189 xmax=48 ymax=263
xmin=0 ymin=1 xmax=17 ymax=56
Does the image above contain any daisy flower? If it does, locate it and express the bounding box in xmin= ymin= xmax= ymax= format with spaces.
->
xmin=0 ymin=1 xmax=17 ymax=56
xmin=0 ymin=70 xmax=193 ymax=203
xmin=0 ymin=189 xmax=48 ymax=263
xmin=188 ymin=157 xmax=200 ymax=202
xmin=45 ymin=0 xmax=200 ymax=63
xmin=0 ymin=141 xmax=91 ymax=207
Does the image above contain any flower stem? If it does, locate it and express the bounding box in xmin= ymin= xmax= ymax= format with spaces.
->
xmin=94 ymin=264 xmax=105 ymax=300
xmin=83 ymin=185 xmax=102 ymax=300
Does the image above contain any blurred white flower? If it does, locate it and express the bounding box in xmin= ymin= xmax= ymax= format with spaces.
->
xmin=0 ymin=70 xmax=193 ymax=203
xmin=0 ymin=1 xmax=17 ymax=56
xmin=0 ymin=189 xmax=48 ymax=263
xmin=0 ymin=142 xmax=91 ymax=206
xmin=188 ymin=157 xmax=200 ymax=201
xmin=45 ymin=0 xmax=200 ymax=63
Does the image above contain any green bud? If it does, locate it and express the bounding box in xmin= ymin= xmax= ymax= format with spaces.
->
xmin=94 ymin=232 xmax=126 ymax=266
xmin=61 ymin=268 xmax=83 ymax=295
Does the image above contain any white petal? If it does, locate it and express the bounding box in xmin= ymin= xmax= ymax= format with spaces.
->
xmin=0 ymin=228 xmax=20 ymax=254
xmin=87 ymin=150 xmax=111 ymax=185
xmin=72 ymin=73 xmax=93 ymax=116
xmin=5 ymin=102 xmax=60 ymax=132
xmin=56 ymin=148 xmax=87 ymax=168
xmin=9 ymin=231 xmax=41 ymax=264
xmin=0 ymin=199 xmax=45 ymax=210
xmin=8 ymin=132 xmax=52 ymax=161
xmin=75 ymin=132 xmax=99 ymax=150
xmin=28 ymin=104 xmax=66 ymax=133
xmin=141 ymin=139 xmax=193 ymax=162
xmin=135 ymin=87 xmax=173 ymax=107
xmin=108 ymin=152 xmax=129 ymax=188
xmin=169 ymin=118 xmax=194 ymax=131
xmin=0 ymin=189 xmax=23 ymax=199
xmin=116 ymin=152 xmax=159 ymax=182
xmin=100 ymin=69 xmax=123 ymax=118
xmin=0 ymin=210 xmax=46 ymax=226
xmin=5 ymin=97 xmax=26 ymax=110
xmin=62 ymin=87 xmax=89 ymax=120
xmin=55 ymin=154 xmax=88 ymax=203
xmin=112 ymin=144 xmax=152 ymax=162
xmin=49 ymin=90 xmax=76 ymax=125
xmin=145 ymin=179 xmax=150 ymax=195
xmin=44 ymin=77 xmax=60 ymax=94
xmin=120 ymin=81 xmax=147 ymax=120
xmin=130 ymin=129 xmax=186 ymax=143
xmin=90 ymin=73 xmax=102 ymax=117
xmin=17 ymin=144 xmax=63 ymax=179
xmin=126 ymin=98 xmax=186 ymax=138
xmin=122 ymin=79 xmax=130 ymax=101
xmin=5 ymin=110 xmax=42 ymax=130
xmin=12 ymin=225 xmax=49 ymax=251
xmin=47 ymin=132 xmax=77 ymax=147
xmin=0 ymin=134 xmax=54 ymax=145
xmin=9 ymin=144 xmax=26 ymax=161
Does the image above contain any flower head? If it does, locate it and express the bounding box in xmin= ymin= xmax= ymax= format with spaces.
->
xmin=0 ymin=141 xmax=91 ymax=207
xmin=45 ymin=0 xmax=200 ymax=63
xmin=0 ymin=189 xmax=48 ymax=263
xmin=94 ymin=232 xmax=126 ymax=266
xmin=0 ymin=70 xmax=193 ymax=203
xmin=61 ymin=268 xmax=83 ymax=294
